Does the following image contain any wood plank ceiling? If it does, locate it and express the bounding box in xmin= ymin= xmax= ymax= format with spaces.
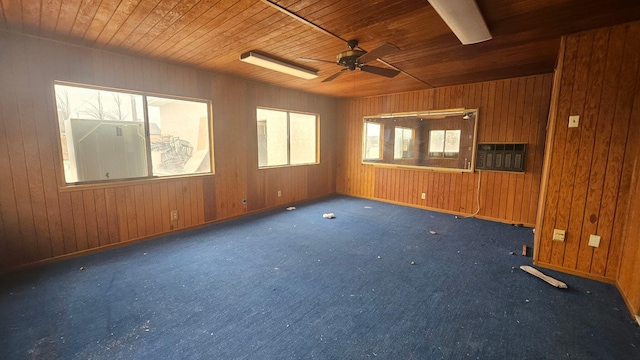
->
xmin=2 ymin=0 xmax=640 ymax=98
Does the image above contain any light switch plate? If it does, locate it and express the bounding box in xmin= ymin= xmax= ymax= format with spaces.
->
xmin=569 ymin=115 xmax=580 ymax=128
xmin=552 ymin=229 xmax=566 ymax=242
xmin=588 ymin=234 xmax=601 ymax=247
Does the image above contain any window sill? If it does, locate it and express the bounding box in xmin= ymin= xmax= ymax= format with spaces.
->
xmin=58 ymin=172 xmax=216 ymax=193
xmin=361 ymin=162 xmax=471 ymax=173
xmin=258 ymin=162 xmax=320 ymax=170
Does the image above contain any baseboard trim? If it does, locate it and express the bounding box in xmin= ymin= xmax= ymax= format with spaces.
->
xmin=615 ymin=279 xmax=640 ymax=325
xmin=1 ymin=193 xmax=337 ymax=275
xmin=337 ymin=192 xmax=535 ymax=228
xmin=533 ymin=262 xmax=640 ymax=324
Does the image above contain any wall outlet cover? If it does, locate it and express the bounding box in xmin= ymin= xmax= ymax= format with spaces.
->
xmin=569 ymin=115 xmax=580 ymax=128
xmin=588 ymin=234 xmax=601 ymax=247
xmin=552 ymin=229 xmax=566 ymax=242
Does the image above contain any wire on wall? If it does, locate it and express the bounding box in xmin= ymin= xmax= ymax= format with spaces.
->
xmin=458 ymin=171 xmax=481 ymax=219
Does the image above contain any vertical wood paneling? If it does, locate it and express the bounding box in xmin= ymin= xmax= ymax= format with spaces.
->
xmin=82 ymin=190 xmax=99 ymax=249
xmin=115 ymin=187 xmax=129 ymax=241
xmin=536 ymin=22 xmax=640 ymax=282
xmin=58 ymin=193 xmax=78 ymax=253
xmin=617 ymin=61 xmax=640 ymax=316
xmin=571 ymin=29 xmax=610 ymax=273
xmin=70 ymin=191 xmax=88 ymax=251
xmin=159 ymin=182 xmax=170 ymax=232
xmin=602 ymin=23 xmax=640 ymax=279
xmin=142 ymin=184 xmax=155 ymax=236
xmin=0 ymin=30 xmax=339 ymax=271
xmin=337 ymin=74 xmax=552 ymax=226
xmin=104 ymin=188 xmax=120 ymax=244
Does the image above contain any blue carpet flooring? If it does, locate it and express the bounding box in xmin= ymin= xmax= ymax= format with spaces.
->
xmin=1 ymin=195 xmax=639 ymax=359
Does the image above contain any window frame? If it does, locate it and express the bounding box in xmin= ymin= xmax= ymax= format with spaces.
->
xmin=53 ymin=80 xmax=215 ymax=188
xmin=428 ymin=129 xmax=461 ymax=159
xmin=394 ymin=126 xmax=415 ymax=160
xmin=256 ymin=107 xmax=320 ymax=169
xmin=363 ymin=121 xmax=384 ymax=160
xmin=360 ymin=108 xmax=478 ymax=172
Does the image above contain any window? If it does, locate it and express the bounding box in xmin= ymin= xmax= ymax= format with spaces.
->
xmin=394 ymin=127 xmax=414 ymax=159
xmin=256 ymin=108 xmax=318 ymax=168
xmin=54 ymin=83 xmax=212 ymax=184
xmin=429 ymin=129 xmax=461 ymax=158
xmin=361 ymin=109 xmax=477 ymax=171
xmin=363 ymin=122 xmax=382 ymax=160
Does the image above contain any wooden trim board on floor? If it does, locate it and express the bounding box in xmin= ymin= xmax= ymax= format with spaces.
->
xmin=520 ymin=265 xmax=568 ymax=288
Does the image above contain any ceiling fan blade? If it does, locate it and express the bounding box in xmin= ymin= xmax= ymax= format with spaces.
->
xmin=298 ymin=57 xmax=335 ymax=64
xmin=357 ymin=43 xmax=400 ymax=64
xmin=360 ymin=65 xmax=401 ymax=78
xmin=322 ymin=69 xmax=348 ymax=82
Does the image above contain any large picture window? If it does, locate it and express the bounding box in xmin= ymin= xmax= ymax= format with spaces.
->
xmin=360 ymin=109 xmax=477 ymax=171
xmin=257 ymin=108 xmax=318 ymax=168
xmin=54 ymin=83 xmax=212 ymax=184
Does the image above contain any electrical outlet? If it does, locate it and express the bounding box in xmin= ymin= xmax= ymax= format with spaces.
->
xmin=552 ymin=229 xmax=565 ymax=242
xmin=277 ymin=190 xmax=282 ymax=197
xmin=588 ymin=234 xmax=601 ymax=247
xmin=569 ymin=115 xmax=580 ymax=128
xmin=170 ymin=210 xmax=179 ymax=221
xmin=421 ymin=192 xmax=426 ymax=200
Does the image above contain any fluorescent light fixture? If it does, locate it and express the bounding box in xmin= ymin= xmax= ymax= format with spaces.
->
xmin=240 ymin=51 xmax=318 ymax=80
xmin=427 ymin=0 xmax=491 ymax=45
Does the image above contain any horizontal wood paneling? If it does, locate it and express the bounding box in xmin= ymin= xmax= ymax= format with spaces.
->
xmin=336 ymin=74 xmax=553 ymax=226
xmin=0 ymin=31 xmax=338 ymax=271
xmin=535 ymin=21 xmax=640 ymax=282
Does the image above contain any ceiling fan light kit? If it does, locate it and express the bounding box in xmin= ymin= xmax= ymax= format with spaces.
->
xmin=427 ymin=0 xmax=491 ymax=45
xmin=240 ymin=51 xmax=318 ymax=80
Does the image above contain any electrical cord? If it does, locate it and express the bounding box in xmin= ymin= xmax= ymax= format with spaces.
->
xmin=457 ymin=171 xmax=481 ymax=219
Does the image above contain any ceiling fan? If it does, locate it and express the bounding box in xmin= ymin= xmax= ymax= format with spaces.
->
xmin=300 ymin=39 xmax=401 ymax=82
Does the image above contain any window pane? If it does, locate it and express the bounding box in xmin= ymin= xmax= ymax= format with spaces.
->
xmin=444 ymin=130 xmax=461 ymax=158
xmin=148 ymin=97 xmax=211 ymax=176
xmin=289 ymin=113 xmax=317 ymax=165
xmin=394 ymin=127 xmax=413 ymax=159
xmin=429 ymin=130 xmax=445 ymax=157
xmin=54 ymin=84 xmax=147 ymax=183
xmin=257 ymin=109 xmax=288 ymax=167
xmin=364 ymin=122 xmax=381 ymax=160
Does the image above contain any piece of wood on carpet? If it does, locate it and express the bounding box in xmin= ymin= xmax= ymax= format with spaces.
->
xmin=520 ymin=265 xmax=568 ymax=289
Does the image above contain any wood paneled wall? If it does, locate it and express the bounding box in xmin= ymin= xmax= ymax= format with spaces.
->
xmin=336 ymin=74 xmax=553 ymax=226
xmin=535 ymin=22 xmax=640 ymax=282
xmin=0 ymin=31 xmax=338 ymax=271
xmin=618 ymin=155 xmax=640 ymax=318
